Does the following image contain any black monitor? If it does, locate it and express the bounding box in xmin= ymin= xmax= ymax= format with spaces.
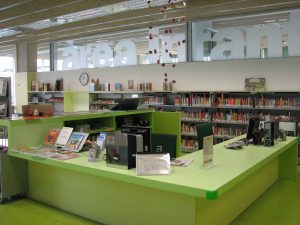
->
xmin=111 ymin=97 xmax=147 ymax=111
xmin=246 ymin=117 xmax=261 ymax=144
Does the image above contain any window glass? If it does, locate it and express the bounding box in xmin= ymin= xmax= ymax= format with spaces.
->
xmin=37 ymin=43 xmax=50 ymax=72
xmin=54 ymin=23 xmax=186 ymax=71
xmin=0 ymin=45 xmax=16 ymax=106
xmin=192 ymin=9 xmax=300 ymax=61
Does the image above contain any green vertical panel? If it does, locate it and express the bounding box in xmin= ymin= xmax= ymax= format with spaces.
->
xmin=152 ymin=111 xmax=181 ymax=157
xmin=64 ymin=92 xmax=89 ymax=112
xmin=278 ymin=140 xmax=298 ymax=181
xmin=63 ymin=92 xmax=73 ymax=112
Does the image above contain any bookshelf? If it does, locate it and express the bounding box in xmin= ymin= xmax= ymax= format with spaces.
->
xmin=143 ymin=91 xmax=300 ymax=153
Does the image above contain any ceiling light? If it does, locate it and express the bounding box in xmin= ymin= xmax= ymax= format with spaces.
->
xmin=264 ymin=19 xmax=276 ymax=23
xmin=175 ymin=1 xmax=186 ymax=9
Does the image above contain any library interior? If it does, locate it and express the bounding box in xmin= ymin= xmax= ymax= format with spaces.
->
xmin=0 ymin=1 xmax=300 ymax=225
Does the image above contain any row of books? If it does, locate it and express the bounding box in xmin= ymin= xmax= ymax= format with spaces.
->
xmin=181 ymin=111 xmax=210 ymax=122
xmin=181 ymin=124 xmax=197 ymax=136
xmin=174 ymin=95 xmax=211 ymax=107
xmin=213 ymin=126 xmax=247 ymax=137
xmin=211 ymin=112 xmax=250 ymax=123
xmin=212 ymin=96 xmax=253 ymax=108
xmin=255 ymin=97 xmax=300 ymax=109
xmin=145 ymin=94 xmax=300 ymax=110
xmin=181 ymin=139 xmax=198 ymax=151
xmin=44 ymin=127 xmax=88 ymax=152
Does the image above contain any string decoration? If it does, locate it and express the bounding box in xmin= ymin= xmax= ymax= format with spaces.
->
xmin=147 ymin=0 xmax=186 ymax=91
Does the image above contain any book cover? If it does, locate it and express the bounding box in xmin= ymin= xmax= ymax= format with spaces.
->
xmin=44 ymin=128 xmax=60 ymax=145
xmin=64 ymin=132 xmax=88 ymax=152
xmin=55 ymin=127 xmax=73 ymax=147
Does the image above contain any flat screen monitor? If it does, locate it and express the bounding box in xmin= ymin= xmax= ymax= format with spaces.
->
xmin=111 ymin=97 xmax=147 ymax=111
xmin=246 ymin=117 xmax=260 ymax=144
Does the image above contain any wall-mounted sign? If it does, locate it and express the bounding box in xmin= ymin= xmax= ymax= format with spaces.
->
xmin=60 ymin=28 xmax=186 ymax=70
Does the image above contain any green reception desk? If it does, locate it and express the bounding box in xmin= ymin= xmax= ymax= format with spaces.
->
xmin=8 ymin=139 xmax=297 ymax=225
xmin=3 ymin=111 xmax=298 ymax=225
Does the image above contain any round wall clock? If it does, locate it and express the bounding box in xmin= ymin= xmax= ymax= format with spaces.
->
xmin=79 ymin=72 xmax=89 ymax=86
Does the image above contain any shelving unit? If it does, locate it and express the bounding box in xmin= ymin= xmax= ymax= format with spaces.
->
xmin=27 ymin=91 xmax=64 ymax=113
xmin=143 ymin=91 xmax=300 ymax=154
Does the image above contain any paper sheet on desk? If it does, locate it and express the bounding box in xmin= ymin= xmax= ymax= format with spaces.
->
xmin=136 ymin=153 xmax=171 ymax=176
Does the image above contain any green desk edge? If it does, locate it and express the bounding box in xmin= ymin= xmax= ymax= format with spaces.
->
xmin=9 ymin=136 xmax=298 ymax=200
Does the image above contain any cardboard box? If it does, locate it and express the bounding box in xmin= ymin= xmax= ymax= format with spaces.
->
xmin=22 ymin=104 xmax=54 ymax=117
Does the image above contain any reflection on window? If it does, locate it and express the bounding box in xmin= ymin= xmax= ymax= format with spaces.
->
xmin=37 ymin=43 xmax=50 ymax=72
xmin=54 ymin=23 xmax=186 ymax=71
xmin=192 ymin=9 xmax=300 ymax=61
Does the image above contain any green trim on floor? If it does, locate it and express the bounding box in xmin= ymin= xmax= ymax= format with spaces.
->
xmin=1 ymin=166 xmax=299 ymax=225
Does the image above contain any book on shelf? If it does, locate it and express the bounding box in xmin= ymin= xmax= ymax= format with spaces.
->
xmin=64 ymin=132 xmax=89 ymax=152
xmin=44 ymin=128 xmax=61 ymax=145
xmin=55 ymin=127 xmax=73 ymax=147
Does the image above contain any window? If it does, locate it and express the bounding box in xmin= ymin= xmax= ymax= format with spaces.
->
xmin=37 ymin=43 xmax=50 ymax=72
xmin=192 ymin=9 xmax=300 ymax=61
xmin=0 ymin=45 xmax=16 ymax=106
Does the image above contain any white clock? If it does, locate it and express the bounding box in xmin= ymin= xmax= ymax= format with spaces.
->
xmin=79 ymin=72 xmax=89 ymax=86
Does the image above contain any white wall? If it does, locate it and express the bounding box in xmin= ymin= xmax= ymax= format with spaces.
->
xmin=35 ymin=57 xmax=300 ymax=92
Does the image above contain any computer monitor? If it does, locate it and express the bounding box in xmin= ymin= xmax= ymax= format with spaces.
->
xmin=245 ymin=117 xmax=261 ymax=144
xmin=111 ymin=97 xmax=147 ymax=111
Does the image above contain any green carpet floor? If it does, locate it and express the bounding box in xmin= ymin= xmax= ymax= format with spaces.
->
xmin=1 ymin=166 xmax=299 ymax=225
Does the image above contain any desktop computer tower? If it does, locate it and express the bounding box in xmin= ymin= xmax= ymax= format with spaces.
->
xmin=264 ymin=121 xmax=274 ymax=146
xmin=121 ymin=125 xmax=151 ymax=153
xmin=105 ymin=132 xmax=143 ymax=169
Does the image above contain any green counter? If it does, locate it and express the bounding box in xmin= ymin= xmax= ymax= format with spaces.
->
xmin=8 ymin=135 xmax=298 ymax=225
